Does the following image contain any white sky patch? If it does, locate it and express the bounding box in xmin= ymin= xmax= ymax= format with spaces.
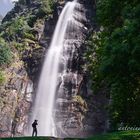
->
xmin=2 ymin=0 xmax=11 ymax=4
xmin=2 ymin=0 xmax=18 ymax=4
xmin=0 ymin=0 xmax=18 ymax=16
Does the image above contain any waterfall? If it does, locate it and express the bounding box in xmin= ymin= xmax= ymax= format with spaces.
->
xmin=31 ymin=1 xmax=77 ymax=137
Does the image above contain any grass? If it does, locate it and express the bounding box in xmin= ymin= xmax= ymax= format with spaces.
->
xmin=86 ymin=131 xmax=140 ymax=140
xmin=0 ymin=131 xmax=140 ymax=140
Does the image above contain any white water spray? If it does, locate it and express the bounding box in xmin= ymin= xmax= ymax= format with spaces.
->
xmin=31 ymin=1 xmax=77 ymax=136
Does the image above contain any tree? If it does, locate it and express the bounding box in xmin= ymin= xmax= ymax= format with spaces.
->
xmin=87 ymin=0 xmax=140 ymax=129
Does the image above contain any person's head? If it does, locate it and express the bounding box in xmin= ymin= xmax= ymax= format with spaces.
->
xmin=34 ymin=120 xmax=38 ymax=122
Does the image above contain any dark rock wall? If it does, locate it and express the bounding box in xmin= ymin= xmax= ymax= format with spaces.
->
xmin=54 ymin=1 xmax=94 ymax=137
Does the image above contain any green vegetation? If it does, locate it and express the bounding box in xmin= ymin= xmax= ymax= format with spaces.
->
xmin=23 ymin=0 xmax=55 ymax=27
xmin=1 ymin=131 xmax=140 ymax=140
xmin=17 ymin=0 xmax=55 ymax=15
xmin=0 ymin=70 xmax=6 ymax=85
xmin=86 ymin=131 xmax=140 ymax=140
xmin=0 ymin=38 xmax=12 ymax=65
xmin=1 ymin=17 xmax=30 ymax=41
xmin=0 ymin=0 xmax=56 ymax=67
xmin=86 ymin=0 xmax=140 ymax=129
xmin=40 ymin=0 xmax=55 ymax=14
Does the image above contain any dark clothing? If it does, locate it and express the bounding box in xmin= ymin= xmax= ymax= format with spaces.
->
xmin=32 ymin=121 xmax=38 ymax=136
xmin=32 ymin=127 xmax=37 ymax=136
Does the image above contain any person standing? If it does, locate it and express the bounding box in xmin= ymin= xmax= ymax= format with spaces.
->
xmin=32 ymin=120 xmax=38 ymax=136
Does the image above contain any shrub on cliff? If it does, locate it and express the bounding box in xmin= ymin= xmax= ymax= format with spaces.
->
xmin=39 ymin=0 xmax=55 ymax=15
xmin=0 ymin=16 xmax=30 ymax=42
xmin=0 ymin=70 xmax=6 ymax=85
xmin=0 ymin=38 xmax=12 ymax=66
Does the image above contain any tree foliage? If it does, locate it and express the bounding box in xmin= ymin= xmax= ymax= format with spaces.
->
xmin=39 ymin=0 xmax=55 ymax=14
xmin=0 ymin=70 xmax=6 ymax=85
xmin=0 ymin=38 xmax=12 ymax=66
xmin=87 ymin=0 xmax=140 ymax=129
xmin=1 ymin=17 xmax=30 ymax=41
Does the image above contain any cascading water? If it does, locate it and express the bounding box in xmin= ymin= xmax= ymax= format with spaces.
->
xmin=31 ymin=1 xmax=77 ymax=137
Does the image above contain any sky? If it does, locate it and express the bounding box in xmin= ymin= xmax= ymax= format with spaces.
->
xmin=0 ymin=0 xmax=18 ymax=17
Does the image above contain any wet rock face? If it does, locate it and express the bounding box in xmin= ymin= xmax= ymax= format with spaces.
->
xmin=53 ymin=1 xmax=108 ymax=138
xmin=43 ymin=0 xmax=108 ymax=137
xmin=23 ymin=47 xmax=46 ymax=82
xmin=0 ymin=57 xmax=34 ymax=137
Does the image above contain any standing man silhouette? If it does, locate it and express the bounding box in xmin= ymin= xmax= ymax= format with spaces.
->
xmin=32 ymin=120 xmax=38 ymax=136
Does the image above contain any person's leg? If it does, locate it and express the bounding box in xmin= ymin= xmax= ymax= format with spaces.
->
xmin=32 ymin=129 xmax=35 ymax=137
xmin=32 ymin=130 xmax=34 ymax=136
xmin=35 ymin=129 xmax=37 ymax=136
